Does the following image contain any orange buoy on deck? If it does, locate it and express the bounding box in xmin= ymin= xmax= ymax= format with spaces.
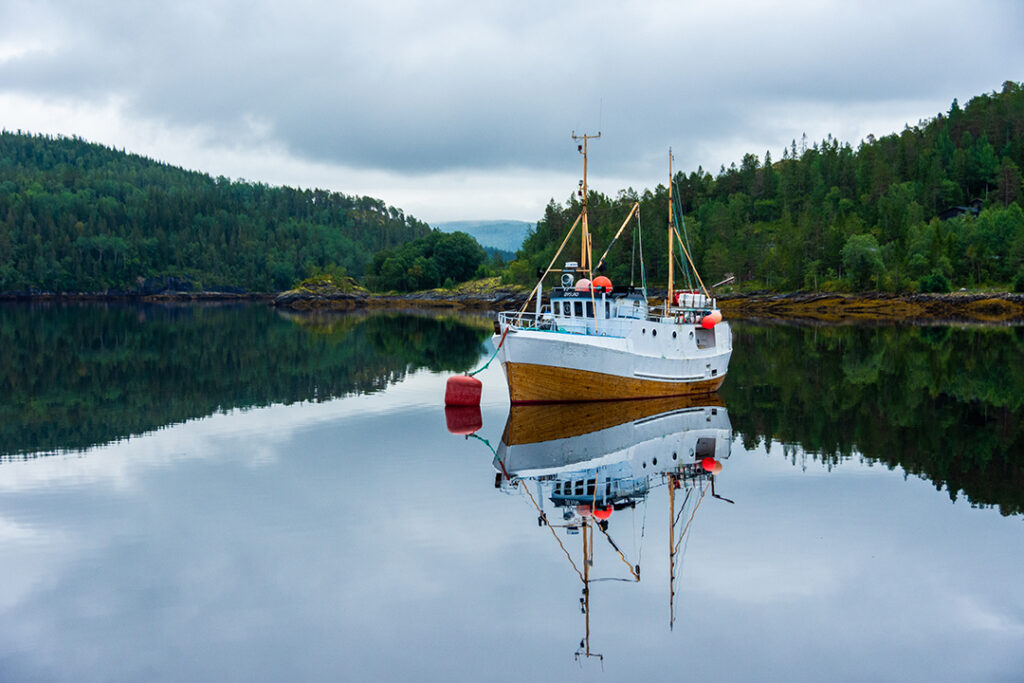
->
xmin=700 ymin=309 xmax=723 ymax=329
xmin=592 ymin=275 xmax=612 ymax=292
xmin=445 ymin=374 xmax=482 ymax=406
xmin=701 ymin=456 xmax=716 ymax=471
xmin=445 ymin=405 xmax=482 ymax=435
xmin=593 ymin=506 xmax=613 ymax=520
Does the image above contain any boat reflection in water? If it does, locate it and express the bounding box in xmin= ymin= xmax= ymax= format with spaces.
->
xmin=493 ymin=395 xmax=733 ymax=662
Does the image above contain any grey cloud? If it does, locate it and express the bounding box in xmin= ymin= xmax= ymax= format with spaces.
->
xmin=1 ymin=0 xmax=1021 ymax=178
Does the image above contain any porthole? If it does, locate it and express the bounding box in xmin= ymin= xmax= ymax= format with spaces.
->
xmin=672 ymin=331 xmax=677 ymax=338
xmin=642 ymin=462 xmax=647 ymax=468
xmin=689 ymin=331 xmax=694 ymax=340
xmin=652 ymin=457 xmax=658 ymax=465
xmin=642 ymin=328 xmax=646 ymax=334
xmin=652 ymin=329 xmax=657 ymax=337
xmin=672 ymin=452 xmax=677 ymax=460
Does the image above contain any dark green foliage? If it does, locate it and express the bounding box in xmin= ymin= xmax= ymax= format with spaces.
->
xmin=367 ymin=230 xmax=487 ymax=291
xmin=0 ymin=304 xmax=489 ymax=457
xmin=1013 ymin=266 xmax=1024 ymax=293
xmin=722 ymin=323 xmax=1024 ymax=516
xmin=0 ymin=132 xmax=431 ymax=292
xmin=841 ymin=233 xmax=884 ymax=289
xmin=919 ymin=270 xmax=952 ymax=293
xmin=508 ymin=81 xmax=1024 ymax=292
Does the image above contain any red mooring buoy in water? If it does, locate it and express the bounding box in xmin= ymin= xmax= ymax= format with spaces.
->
xmin=445 ymin=374 xmax=482 ymax=406
xmin=445 ymin=405 xmax=482 ymax=434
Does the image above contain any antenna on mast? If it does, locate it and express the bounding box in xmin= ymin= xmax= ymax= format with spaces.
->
xmin=571 ymin=131 xmax=600 ymax=274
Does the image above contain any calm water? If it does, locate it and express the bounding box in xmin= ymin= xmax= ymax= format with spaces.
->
xmin=0 ymin=303 xmax=1022 ymax=682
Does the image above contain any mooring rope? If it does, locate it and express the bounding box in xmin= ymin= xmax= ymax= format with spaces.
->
xmin=466 ymin=321 xmax=509 ymax=376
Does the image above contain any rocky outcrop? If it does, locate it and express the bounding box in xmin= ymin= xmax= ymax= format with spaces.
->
xmin=272 ymin=278 xmax=529 ymax=311
xmin=717 ymin=292 xmax=1024 ymax=324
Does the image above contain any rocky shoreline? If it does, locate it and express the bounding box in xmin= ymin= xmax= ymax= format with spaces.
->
xmin=717 ymin=291 xmax=1024 ymax=324
xmin=5 ymin=283 xmax=1023 ymax=323
xmin=271 ymin=277 xmax=530 ymax=311
xmin=271 ymin=284 xmax=1024 ymax=323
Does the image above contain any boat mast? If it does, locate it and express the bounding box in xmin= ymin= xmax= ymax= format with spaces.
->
xmin=575 ymin=517 xmax=603 ymax=663
xmin=667 ymin=149 xmax=674 ymax=314
xmin=572 ymin=131 xmax=600 ymax=277
xmin=668 ymin=471 xmax=676 ymax=629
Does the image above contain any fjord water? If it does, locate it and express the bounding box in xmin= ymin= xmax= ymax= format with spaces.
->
xmin=0 ymin=304 xmax=1021 ymax=681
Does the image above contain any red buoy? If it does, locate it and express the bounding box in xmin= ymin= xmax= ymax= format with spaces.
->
xmin=592 ymin=275 xmax=612 ymax=293
xmin=701 ymin=456 xmax=716 ymax=472
xmin=593 ymin=506 xmax=612 ymax=520
xmin=445 ymin=405 xmax=482 ymax=434
xmin=574 ymin=278 xmax=592 ymax=291
xmin=701 ymin=309 xmax=723 ymax=329
xmin=576 ymin=504 xmax=592 ymax=517
xmin=445 ymin=374 xmax=482 ymax=406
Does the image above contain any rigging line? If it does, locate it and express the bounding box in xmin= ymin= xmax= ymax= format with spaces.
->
xmin=516 ymin=211 xmax=582 ymax=322
xmin=672 ymin=184 xmax=694 ymax=254
xmin=637 ymin=205 xmax=647 ymax=294
xmin=673 ymin=486 xmax=694 ymax=528
xmin=517 ymin=475 xmax=586 ymax=583
xmin=673 ymin=481 xmax=710 ymax=555
xmin=630 ymin=222 xmax=636 ymax=287
xmin=671 ymin=222 xmax=710 ymax=300
xmin=594 ymin=519 xmax=640 ymax=581
xmin=593 ymin=202 xmax=640 ymax=273
xmin=671 ymin=187 xmax=695 ymax=291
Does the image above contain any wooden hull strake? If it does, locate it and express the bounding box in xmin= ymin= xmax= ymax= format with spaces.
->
xmin=503 ymin=361 xmax=726 ymax=404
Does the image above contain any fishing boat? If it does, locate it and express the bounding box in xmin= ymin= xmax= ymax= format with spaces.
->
xmin=493 ymin=133 xmax=732 ymax=404
xmin=490 ymin=395 xmax=734 ymax=657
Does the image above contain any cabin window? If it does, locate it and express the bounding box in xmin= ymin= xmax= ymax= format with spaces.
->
xmin=561 ymin=301 xmax=570 ymax=316
xmin=573 ymin=301 xmax=583 ymax=317
xmin=605 ymin=302 xmax=610 ymax=318
xmin=585 ymin=301 xmax=594 ymax=318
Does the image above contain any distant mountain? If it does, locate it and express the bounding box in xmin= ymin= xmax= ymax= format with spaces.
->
xmin=433 ymin=220 xmax=534 ymax=254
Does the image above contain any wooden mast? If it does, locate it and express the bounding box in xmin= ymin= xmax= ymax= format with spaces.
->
xmin=572 ymin=131 xmax=600 ymax=277
xmin=668 ymin=471 xmax=676 ymax=629
xmin=667 ymin=149 xmax=674 ymax=314
xmin=574 ymin=517 xmax=603 ymax=662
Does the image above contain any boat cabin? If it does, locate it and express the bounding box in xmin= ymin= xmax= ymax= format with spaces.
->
xmin=536 ymin=263 xmax=649 ymax=335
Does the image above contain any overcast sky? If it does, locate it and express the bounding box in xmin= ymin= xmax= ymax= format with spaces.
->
xmin=1 ymin=0 xmax=1021 ymax=223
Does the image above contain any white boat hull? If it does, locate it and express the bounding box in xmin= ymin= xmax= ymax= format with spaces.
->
xmin=493 ymin=317 xmax=732 ymax=404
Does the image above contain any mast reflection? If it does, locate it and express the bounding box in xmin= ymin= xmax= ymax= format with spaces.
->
xmin=492 ymin=395 xmax=734 ymax=660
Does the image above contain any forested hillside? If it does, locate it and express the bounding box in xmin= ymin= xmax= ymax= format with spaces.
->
xmin=507 ymin=81 xmax=1024 ymax=293
xmin=0 ymin=132 xmax=431 ymax=292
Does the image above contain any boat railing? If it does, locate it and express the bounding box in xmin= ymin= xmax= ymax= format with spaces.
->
xmin=658 ymin=306 xmax=714 ymax=324
xmin=498 ymin=311 xmax=635 ymax=337
xmin=499 ymin=311 xmax=557 ymax=332
xmin=498 ymin=308 xmax=721 ymax=331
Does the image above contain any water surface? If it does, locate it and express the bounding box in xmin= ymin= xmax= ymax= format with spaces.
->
xmin=0 ymin=304 xmax=1021 ymax=681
